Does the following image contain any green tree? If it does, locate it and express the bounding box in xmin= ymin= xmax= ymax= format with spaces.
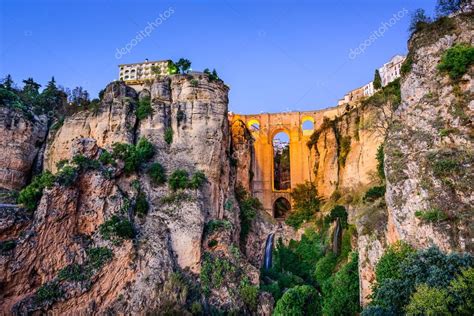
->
xmin=437 ymin=44 xmax=474 ymax=80
xmin=176 ymin=58 xmax=192 ymax=74
xmin=409 ymin=9 xmax=431 ymax=33
xmin=406 ymin=284 xmax=451 ymax=315
xmin=435 ymin=0 xmax=467 ymax=17
xmin=273 ymin=285 xmax=321 ymax=316
xmin=373 ymin=69 xmax=382 ymax=89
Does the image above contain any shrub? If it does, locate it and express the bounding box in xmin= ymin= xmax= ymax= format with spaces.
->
xmin=239 ymin=282 xmax=258 ymax=311
xmin=235 ymin=185 xmax=261 ymax=245
xmin=86 ymin=246 xmax=113 ymax=269
xmin=161 ymin=191 xmax=191 ymax=205
xmin=449 ymin=267 xmax=474 ymax=314
xmin=415 ymin=208 xmax=448 ymax=222
xmin=286 ymin=181 xmax=320 ymax=229
xmin=72 ymin=154 xmax=100 ymax=171
xmin=205 ymin=219 xmax=232 ymax=234
xmin=35 ymin=282 xmax=62 ymax=303
xmin=135 ymin=191 xmax=149 ymax=217
xmin=273 ymin=285 xmax=321 ymax=316
xmin=401 ymin=55 xmax=413 ymax=76
xmin=322 ymin=252 xmax=360 ymax=315
xmin=55 ymin=165 xmax=78 ymax=186
xmin=99 ymin=215 xmax=134 ymax=242
xmin=136 ymin=96 xmax=152 ymax=120
xmin=164 ymin=127 xmax=173 ymax=144
xmin=375 ymin=241 xmax=414 ymax=283
xmin=363 ymin=185 xmax=386 ymax=202
xmin=148 ymin=162 xmax=166 ymax=185
xmin=409 ymin=8 xmax=431 ymax=33
xmin=437 ymin=44 xmax=474 ymax=80
xmin=188 ymin=171 xmax=206 ymax=189
xmin=112 ymin=138 xmax=154 ymax=173
xmin=207 ymin=239 xmax=218 ymax=248
xmin=99 ymin=150 xmax=115 ymax=165
xmin=17 ymin=171 xmax=55 ymax=211
xmin=338 ymin=136 xmax=351 ymax=167
xmin=406 ymin=284 xmax=451 ymax=315
xmin=190 ymin=79 xmax=199 ymax=88
xmin=58 ymin=263 xmax=88 ymax=282
xmin=0 ymin=240 xmax=16 ymax=254
xmin=324 ymin=205 xmax=348 ymax=228
xmin=314 ymin=252 xmax=337 ymax=287
xmin=190 ymin=301 xmax=203 ymax=315
xmin=200 ymin=254 xmax=237 ymax=294
xmin=168 ymin=169 xmax=189 ymax=191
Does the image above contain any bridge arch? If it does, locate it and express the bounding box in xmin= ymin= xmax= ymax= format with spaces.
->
xmin=273 ymin=196 xmax=291 ymax=219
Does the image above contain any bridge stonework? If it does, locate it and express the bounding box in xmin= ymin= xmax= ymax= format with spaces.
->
xmin=230 ymin=107 xmax=342 ymax=216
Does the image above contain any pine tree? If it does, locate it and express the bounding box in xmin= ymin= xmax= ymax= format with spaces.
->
xmin=373 ymin=69 xmax=382 ymax=89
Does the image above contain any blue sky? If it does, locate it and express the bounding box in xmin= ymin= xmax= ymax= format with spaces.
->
xmin=0 ymin=0 xmax=435 ymax=114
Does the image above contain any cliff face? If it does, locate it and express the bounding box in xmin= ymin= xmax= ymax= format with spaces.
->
xmin=385 ymin=13 xmax=473 ymax=252
xmin=1 ymin=75 xmax=259 ymax=314
xmin=0 ymin=108 xmax=47 ymax=190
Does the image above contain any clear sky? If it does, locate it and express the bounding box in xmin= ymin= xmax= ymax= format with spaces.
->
xmin=0 ymin=0 xmax=436 ymax=114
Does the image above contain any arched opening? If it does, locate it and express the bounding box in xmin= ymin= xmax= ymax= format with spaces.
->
xmin=273 ymin=197 xmax=291 ymax=219
xmin=301 ymin=117 xmax=315 ymax=136
xmin=273 ymin=131 xmax=290 ymax=191
xmin=247 ymin=119 xmax=260 ymax=133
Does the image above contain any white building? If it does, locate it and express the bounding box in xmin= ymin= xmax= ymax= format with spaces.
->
xmin=363 ymin=81 xmax=374 ymax=97
xmin=118 ymin=59 xmax=169 ymax=83
xmin=378 ymin=55 xmax=405 ymax=87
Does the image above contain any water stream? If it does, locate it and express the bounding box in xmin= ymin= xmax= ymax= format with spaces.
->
xmin=263 ymin=233 xmax=275 ymax=270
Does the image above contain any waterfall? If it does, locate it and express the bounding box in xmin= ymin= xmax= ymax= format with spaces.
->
xmin=332 ymin=217 xmax=342 ymax=255
xmin=263 ymin=233 xmax=275 ymax=270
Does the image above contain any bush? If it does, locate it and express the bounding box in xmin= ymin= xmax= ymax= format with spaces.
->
xmin=148 ymin=162 xmax=166 ymax=185
xmin=401 ymin=56 xmax=413 ymax=76
xmin=136 ymin=96 xmax=152 ymax=120
xmin=205 ymin=219 xmax=232 ymax=234
xmin=35 ymin=282 xmax=61 ymax=303
xmin=286 ymin=181 xmax=320 ymax=229
xmin=235 ymin=185 xmax=261 ymax=245
xmin=314 ymin=252 xmax=337 ymax=287
xmin=322 ymin=252 xmax=360 ymax=315
xmin=17 ymin=171 xmax=55 ymax=211
xmin=99 ymin=215 xmax=134 ymax=242
xmin=449 ymin=267 xmax=474 ymax=314
xmin=415 ymin=208 xmax=448 ymax=222
xmin=406 ymin=284 xmax=451 ymax=315
xmin=99 ymin=150 xmax=115 ymax=166
xmin=239 ymin=282 xmax=258 ymax=311
xmin=58 ymin=263 xmax=88 ymax=282
xmin=363 ymin=185 xmax=386 ymax=202
xmin=164 ymin=127 xmax=173 ymax=144
xmin=207 ymin=239 xmax=218 ymax=248
xmin=409 ymin=8 xmax=431 ymax=33
xmin=112 ymin=138 xmax=154 ymax=173
xmin=338 ymin=136 xmax=351 ymax=167
xmin=188 ymin=171 xmax=206 ymax=189
xmin=375 ymin=241 xmax=414 ymax=283
xmin=72 ymin=154 xmax=100 ymax=171
xmin=86 ymin=246 xmax=113 ymax=269
xmin=324 ymin=205 xmax=348 ymax=228
xmin=135 ymin=191 xmax=149 ymax=217
xmin=200 ymin=254 xmax=237 ymax=294
xmin=437 ymin=44 xmax=474 ymax=80
xmin=273 ymin=285 xmax=320 ymax=316
xmin=0 ymin=240 xmax=16 ymax=254
xmin=168 ymin=169 xmax=189 ymax=191
xmin=55 ymin=165 xmax=78 ymax=186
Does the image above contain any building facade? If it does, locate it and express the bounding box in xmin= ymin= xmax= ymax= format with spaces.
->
xmin=379 ymin=55 xmax=405 ymax=87
xmin=118 ymin=59 xmax=169 ymax=83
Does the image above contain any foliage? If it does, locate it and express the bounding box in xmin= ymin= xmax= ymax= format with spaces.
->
xmin=188 ymin=171 xmax=206 ymax=189
xmin=148 ymin=162 xmax=166 ymax=185
xmin=0 ymin=240 xmax=16 ymax=254
xmin=375 ymin=242 xmax=415 ymax=283
xmin=35 ymin=282 xmax=61 ymax=303
xmin=401 ymin=55 xmax=413 ymax=76
xmin=136 ymin=96 xmax=152 ymax=120
xmin=363 ymin=185 xmax=386 ymax=202
xmin=160 ymin=191 xmax=191 ymax=205
xmin=167 ymin=61 xmax=179 ymax=75
xmin=200 ymin=254 xmax=237 ymax=295
xmin=17 ymin=171 xmax=55 ymax=211
xmin=365 ymin=246 xmax=473 ymax=314
xmin=58 ymin=263 xmax=88 ymax=282
xmin=203 ymin=68 xmax=220 ymax=81
xmin=321 ymin=252 xmax=361 ymax=315
xmin=338 ymin=136 xmax=352 ymax=167
xmin=135 ymin=191 xmax=149 ymax=217
xmin=176 ymin=58 xmax=192 ymax=74
xmin=373 ymin=69 xmax=382 ymax=89
xmin=449 ymin=267 xmax=474 ymax=314
xmin=409 ymin=8 xmax=431 ymax=33
xmin=99 ymin=215 xmax=134 ymax=242
xmin=376 ymin=144 xmax=385 ymax=180
xmin=164 ymin=127 xmax=173 ymax=144
xmin=286 ymin=181 xmax=320 ymax=229
xmin=207 ymin=239 xmax=218 ymax=248
xmin=72 ymin=154 xmax=100 ymax=171
xmin=273 ymin=285 xmax=321 ymax=316
xmin=111 ymin=138 xmax=154 ymax=173
xmin=239 ymin=281 xmax=258 ymax=311
xmin=437 ymin=44 xmax=474 ymax=80
xmin=205 ymin=219 xmax=232 ymax=235
xmin=190 ymin=79 xmax=199 ymax=88
xmin=98 ymin=150 xmax=115 ymax=166
xmin=314 ymin=252 xmax=338 ymax=287
xmin=324 ymin=205 xmax=348 ymax=228
xmin=55 ymin=165 xmax=78 ymax=186
xmin=405 ymin=284 xmax=451 ymax=315
xmin=235 ymin=185 xmax=261 ymax=245
xmin=86 ymin=246 xmax=114 ymax=270
xmin=168 ymin=169 xmax=189 ymax=191
xmin=415 ymin=208 xmax=448 ymax=222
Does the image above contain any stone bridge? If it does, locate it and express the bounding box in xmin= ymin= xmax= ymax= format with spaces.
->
xmin=230 ymin=106 xmax=343 ymax=217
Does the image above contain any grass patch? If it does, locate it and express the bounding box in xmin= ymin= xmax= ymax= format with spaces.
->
xmin=415 ymin=208 xmax=448 ymax=223
xmin=437 ymin=44 xmax=474 ymax=80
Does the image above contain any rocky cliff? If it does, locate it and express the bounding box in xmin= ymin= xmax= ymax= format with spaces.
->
xmin=0 ymin=75 xmax=261 ymax=314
